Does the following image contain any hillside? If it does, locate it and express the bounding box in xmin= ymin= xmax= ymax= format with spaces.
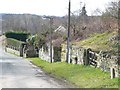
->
xmin=73 ymin=30 xmax=119 ymax=55
xmin=1 ymin=14 xmax=66 ymax=34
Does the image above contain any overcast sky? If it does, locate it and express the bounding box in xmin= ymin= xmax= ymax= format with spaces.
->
xmin=0 ymin=0 xmax=114 ymax=16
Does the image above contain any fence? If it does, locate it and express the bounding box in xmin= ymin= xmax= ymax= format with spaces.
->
xmin=5 ymin=45 xmax=20 ymax=56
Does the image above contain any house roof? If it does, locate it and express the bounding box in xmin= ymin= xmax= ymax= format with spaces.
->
xmin=54 ymin=25 xmax=66 ymax=33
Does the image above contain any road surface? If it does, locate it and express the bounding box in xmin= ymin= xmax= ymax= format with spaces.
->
xmin=0 ymin=46 xmax=72 ymax=88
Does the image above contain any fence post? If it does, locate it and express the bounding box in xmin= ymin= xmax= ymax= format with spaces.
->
xmin=20 ymin=44 xmax=24 ymax=57
xmin=84 ymin=48 xmax=90 ymax=65
xmin=110 ymin=67 xmax=115 ymax=79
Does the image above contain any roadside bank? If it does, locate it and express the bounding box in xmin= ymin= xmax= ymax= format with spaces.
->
xmin=27 ymin=58 xmax=119 ymax=88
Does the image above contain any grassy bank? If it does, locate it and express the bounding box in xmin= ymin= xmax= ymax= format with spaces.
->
xmin=27 ymin=58 xmax=119 ymax=88
xmin=73 ymin=31 xmax=119 ymax=55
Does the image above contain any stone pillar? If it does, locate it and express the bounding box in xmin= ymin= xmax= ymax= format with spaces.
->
xmin=110 ymin=67 xmax=115 ymax=79
xmin=39 ymin=48 xmax=41 ymax=58
xmin=20 ymin=44 xmax=24 ymax=57
xmin=115 ymin=65 xmax=119 ymax=78
xmin=78 ymin=48 xmax=84 ymax=65
xmin=68 ymin=47 xmax=71 ymax=63
xmin=52 ymin=45 xmax=54 ymax=62
xmin=61 ymin=44 xmax=66 ymax=62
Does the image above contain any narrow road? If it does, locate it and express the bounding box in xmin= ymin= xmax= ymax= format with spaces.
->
xmin=0 ymin=46 xmax=71 ymax=88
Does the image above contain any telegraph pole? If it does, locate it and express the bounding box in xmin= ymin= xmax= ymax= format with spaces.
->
xmin=66 ymin=0 xmax=71 ymax=63
xmin=50 ymin=17 xmax=53 ymax=63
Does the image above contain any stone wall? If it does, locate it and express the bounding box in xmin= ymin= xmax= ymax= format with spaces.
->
xmin=5 ymin=44 xmax=38 ymax=58
xmin=5 ymin=45 xmax=20 ymax=56
xmin=61 ymin=44 xmax=66 ymax=62
xmin=39 ymin=44 xmax=62 ymax=62
xmin=71 ymin=46 xmax=86 ymax=64
xmin=61 ymin=45 xmax=87 ymax=65
xmin=23 ymin=45 xmax=38 ymax=58
xmin=61 ymin=44 xmax=119 ymax=78
xmin=39 ymin=44 xmax=54 ymax=62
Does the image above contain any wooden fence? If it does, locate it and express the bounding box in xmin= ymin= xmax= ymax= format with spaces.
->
xmin=87 ymin=49 xmax=98 ymax=67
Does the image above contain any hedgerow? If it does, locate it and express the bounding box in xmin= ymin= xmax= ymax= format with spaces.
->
xmin=5 ymin=31 xmax=30 ymax=42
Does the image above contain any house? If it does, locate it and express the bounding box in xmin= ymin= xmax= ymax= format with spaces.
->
xmin=54 ymin=25 xmax=67 ymax=33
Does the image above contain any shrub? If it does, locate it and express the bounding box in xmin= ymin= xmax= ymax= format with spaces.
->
xmin=5 ymin=31 xmax=30 ymax=42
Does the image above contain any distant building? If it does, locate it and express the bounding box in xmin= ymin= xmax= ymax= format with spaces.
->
xmin=54 ymin=25 xmax=66 ymax=33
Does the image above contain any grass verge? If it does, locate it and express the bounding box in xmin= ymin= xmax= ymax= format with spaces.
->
xmin=27 ymin=58 xmax=119 ymax=88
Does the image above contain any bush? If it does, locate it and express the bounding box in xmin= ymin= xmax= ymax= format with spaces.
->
xmin=5 ymin=31 xmax=30 ymax=42
xmin=6 ymin=38 xmax=25 ymax=49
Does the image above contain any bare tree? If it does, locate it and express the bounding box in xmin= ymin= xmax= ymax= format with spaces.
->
xmin=103 ymin=1 xmax=119 ymax=19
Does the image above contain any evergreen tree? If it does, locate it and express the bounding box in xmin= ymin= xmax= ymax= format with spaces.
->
xmin=81 ymin=5 xmax=87 ymax=16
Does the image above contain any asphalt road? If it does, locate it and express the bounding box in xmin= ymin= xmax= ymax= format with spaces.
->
xmin=0 ymin=46 xmax=72 ymax=88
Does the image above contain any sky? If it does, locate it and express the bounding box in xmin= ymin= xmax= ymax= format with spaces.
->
xmin=0 ymin=0 xmax=114 ymax=16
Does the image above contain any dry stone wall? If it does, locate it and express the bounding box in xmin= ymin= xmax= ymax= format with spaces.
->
xmin=61 ymin=44 xmax=119 ymax=78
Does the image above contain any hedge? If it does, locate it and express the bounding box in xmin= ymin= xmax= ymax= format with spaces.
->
xmin=5 ymin=31 xmax=30 ymax=42
xmin=6 ymin=38 xmax=25 ymax=49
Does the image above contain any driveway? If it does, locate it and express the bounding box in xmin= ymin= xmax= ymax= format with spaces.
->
xmin=0 ymin=47 xmax=72 ymax=88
